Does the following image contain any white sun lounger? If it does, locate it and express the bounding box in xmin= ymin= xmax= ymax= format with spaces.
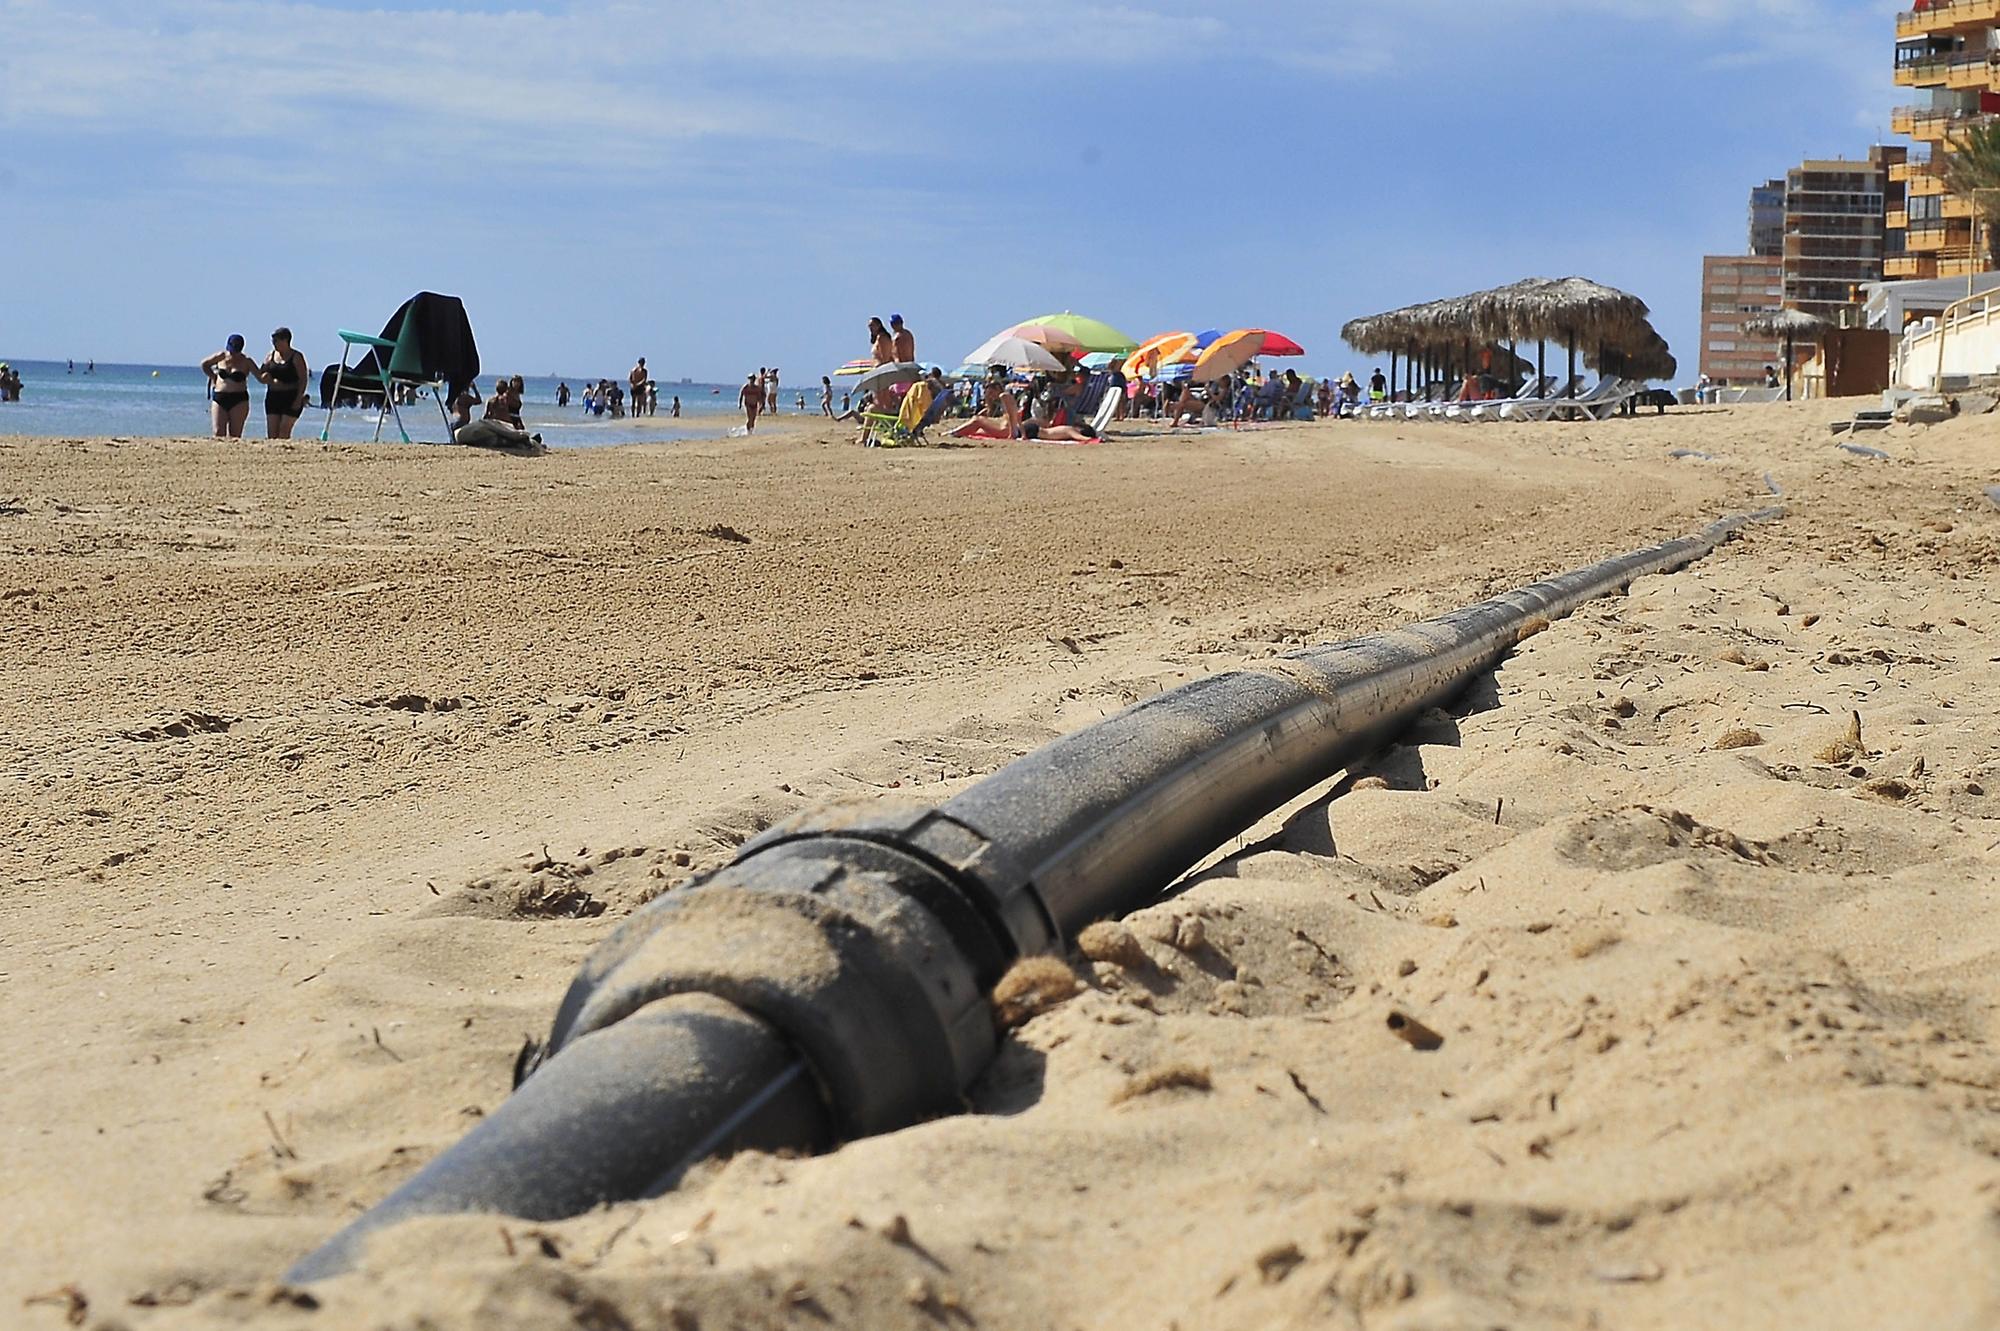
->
xmin=1499 ymin=376 xmax=1625 ymax=422
xmin=1462 ymin=374 xmax=1573 ymax=422
xmin=1446 ymin=375 xmax=1559 ymax=421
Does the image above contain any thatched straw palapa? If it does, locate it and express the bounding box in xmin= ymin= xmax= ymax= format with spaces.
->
xmin=1470 ymin=276 xmax=1652 ymax=350
xmin=1588 ymin=325 xmax=1677 ymax=383
xmin=1739 ymin=308 xmax=1827 ymax=401
xmin=1739 ymin=308 xmax=1828 ymax=339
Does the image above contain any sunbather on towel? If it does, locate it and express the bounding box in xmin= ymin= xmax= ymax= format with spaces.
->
xmin=952 ymin=383 xmax=1022 ymax=439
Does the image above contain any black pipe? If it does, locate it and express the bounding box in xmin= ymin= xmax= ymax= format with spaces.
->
xmin=289 ymin=509 xmax=1782 ymax=1280
xmin=286 ymin=995 xmax=827 ymax=1282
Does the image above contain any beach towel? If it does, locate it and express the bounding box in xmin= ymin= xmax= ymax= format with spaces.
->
xmin=897 ymin=381 xmax=935 ymax=433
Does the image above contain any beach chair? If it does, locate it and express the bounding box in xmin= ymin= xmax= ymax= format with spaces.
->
xmin=1458 ymin=375 xmax=1563 ymax=422
xmin=865 ymin=380 xmax=950 ymax=447
xmin=318 ymin=292 xmax=480 ymax=444
xmin=1571 ymin=379 xmax=1642 ymax=421
xmin=873 ymin=386 xmax=957 ymax=448
xmin=1498 ymin=375 xmax=1622 ymax=423
xmin=1088 ymin=386 xmax=1120 ymax=436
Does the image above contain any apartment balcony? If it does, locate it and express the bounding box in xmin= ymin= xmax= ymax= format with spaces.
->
xmin=1947 ymin=52 xmax=2000 ymax=88
xmin=1888 ymin=156 xmax=1943 ymax=183
xmin=1884 ymin=253 xmax=1935 ymax=278
xmin=1938 ymin=251 xmax=1986 ymax=275
xmin=1898 ymin=0 xmax=2000 ymax=39
xmin=1889 ymin=208 xmax=1910 ymax=230
xmin=1907 ymin=219 xmax=1975 ymax=251
xmin=1943 ymin=193 xmax=1978 ymax=218
xmin=1893 ymin=106 xmax=1994 ymax=141
xmin=1907 ymin=170 xmax=1948 ymax=196
xmin=1897 ymin=58 xmax=1951 ymax=86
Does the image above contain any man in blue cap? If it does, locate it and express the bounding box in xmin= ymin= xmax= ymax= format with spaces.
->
xmin=890 ymin=313 xmax=915 ymax=364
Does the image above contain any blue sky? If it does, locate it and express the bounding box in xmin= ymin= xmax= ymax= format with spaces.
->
xmin=0 ymin=0 xmax=1899 ymax=383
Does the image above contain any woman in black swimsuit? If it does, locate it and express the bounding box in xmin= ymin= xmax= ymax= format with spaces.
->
xmin=260 ymin=327 xmax=310 ymax=439
xmin=199 ymin=334 xmax=259 ymax=438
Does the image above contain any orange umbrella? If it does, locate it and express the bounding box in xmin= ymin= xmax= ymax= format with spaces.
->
xmin=833 ymin=357 xmax=875 ymax=377
xmin=1122 ymin=331 xmax=1199 ymax=379
xmin=1191 ymin=328 xmax=1307 ymax=381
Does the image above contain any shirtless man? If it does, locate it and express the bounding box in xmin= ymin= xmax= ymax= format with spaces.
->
xmin=739 ymin=373 xmax=764 ymax=432
xmin=630 ymin=357 xmax=648 ymax=413
xmin=890 ymin=314 xmax=915 ymax=364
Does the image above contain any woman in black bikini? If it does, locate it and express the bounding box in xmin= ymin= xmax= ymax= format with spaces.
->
xmin=260 ymin=327 xmax=310 ymax=439
xmin=200 ymin=334 xmax=258 ymax=438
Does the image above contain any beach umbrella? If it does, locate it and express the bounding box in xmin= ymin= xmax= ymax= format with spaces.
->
xmin=963 ymin=333 xmax=1067 ymax=372
xmin=1190 ymin=328 xmax=1305 ymax=382
xmin=1123 ymin=330 xmax=1198 ymax=378
xmin=1740 ymin=308 xmax=1827 ymax=401
xmin=856 ymin=361 xmax=923 ymax=396
xmin=833 ymin=358 xmax=874 ymax=377
xmin=1190 ymin=329 xmax=1271 ymax=383
xmin=1016 ymin=311 xmax=1139 ymax=355
xmin=1004 ymin=322 xmax=1088 ymax=357
xmin=1587 ymin=324 xmax=1677 ymax=384
xmin=1078 ymin=352 xmax=1117 ymax=369
xmin=1467 ymin=276 xmax=1653 ymax=396
xmin=1241 ymin=330 xmax=1304 ymax=357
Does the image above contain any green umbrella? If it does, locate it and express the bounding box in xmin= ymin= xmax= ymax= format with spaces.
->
xmin=1015 ymin=311 xmax=1139 ymax=355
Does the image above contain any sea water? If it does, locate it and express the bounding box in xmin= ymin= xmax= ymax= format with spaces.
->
xmin=0 ymin=360 xmax=762 ymax=448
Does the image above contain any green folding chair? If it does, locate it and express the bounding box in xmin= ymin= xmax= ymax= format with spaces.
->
xmin=320 ymin=323 xmax=453 ymax=443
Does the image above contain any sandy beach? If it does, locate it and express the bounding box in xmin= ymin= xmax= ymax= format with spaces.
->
xmin=6 ymin=407 xmax=1999 ymax=1328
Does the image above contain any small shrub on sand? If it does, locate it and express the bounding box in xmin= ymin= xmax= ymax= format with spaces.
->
xmin=1077 ymin=921 xmax=1149 ymax=969
xmin=1110 ymin=1063 xmax=1213 ymax=1105
xmin=1814 ymin=711 xmax=1865 ymax=764
xmin=991 ymin=956 xmax=1081 ymax=1030
xmin=1714 ymin=727 xmax=1764 ymax=750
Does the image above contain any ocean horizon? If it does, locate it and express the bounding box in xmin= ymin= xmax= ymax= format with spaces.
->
xmin=0 ymin=358 xmax=798 ymax=448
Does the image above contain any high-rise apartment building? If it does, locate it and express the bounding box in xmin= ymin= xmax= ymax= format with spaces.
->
xmin=1783 ymin=148 xmax=1902 ymax=322
xmin=1750 ymin=178 xmax=1786 ymax=256
xmin=1698 ymin=255 xmax=1786 ymax=384
xmin=1890 ymin=7 xmax=2000 ymax=279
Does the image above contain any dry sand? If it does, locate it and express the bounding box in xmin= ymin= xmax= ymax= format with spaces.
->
xmin=3 ymin=404 xmax=1997 ymax=1328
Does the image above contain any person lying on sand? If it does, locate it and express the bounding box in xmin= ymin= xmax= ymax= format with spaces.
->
xmin=951 ymin=380 xmax=1099 ymax=442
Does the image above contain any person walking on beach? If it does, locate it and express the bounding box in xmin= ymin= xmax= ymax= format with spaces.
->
xmin=820 ymin=375 xmax=834 ymax=417
xmin=200 ymin=334 xmax=259 ymax=438
xmin=890 ymin=314 xmax=915 ymax=364
xmin=260 ymin=328 xmax=309 ymax=439
xmin=1368 ymin=368 xmax=1387 ymax=403
xmin=671 ymin=395 xmax=681 ymax=417
xmin=739 ymin=373 xmax=764 ymax=432
xmin=768 ymin=368 xmax=780 ymax=413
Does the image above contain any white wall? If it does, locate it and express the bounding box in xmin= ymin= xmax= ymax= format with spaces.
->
xmin=1895 ymin=297 xmax=2000 ymax=390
